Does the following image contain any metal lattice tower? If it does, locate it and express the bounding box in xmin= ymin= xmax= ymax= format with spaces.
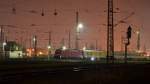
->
xmin=107 ymin=0 xmax=114 ymax=63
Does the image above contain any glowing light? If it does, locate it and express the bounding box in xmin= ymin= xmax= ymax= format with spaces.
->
xmin=136 ymin=31 xmax=140 ymax=34
xmin=146 ymin=54 xmax=150 ymax=57
xmin=62 ymin=46 xmax=67 ymax=50
xmin=32 ymin=49 xmax=35 ymax=51
xmin=83 ymin=46 xmax=86 ymax=51
xmin=90 ymin=57 xmax=95 ymax=61
xmin=33 ymin=37 xmax=36 ymax=41
xmin=3 ymin=42 xmax=7 ymax=46
xmin=78 ymin=23 xmax=83 ymax=29
xmin=26 ymin=48 xmax=32 ymax=57
xmin=39 ymin=52 xmax=43 ymax=55
xmin=26 ymin=49 xmax=30 ymax=52
xmin=77 ymin=23 xmax=84 ymax=33
xmin=136 ymin=50 xmax=142 ymax=53
xmin=47 ymin=45 xmax=51 ymax=49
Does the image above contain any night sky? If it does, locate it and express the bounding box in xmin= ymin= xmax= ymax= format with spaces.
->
xmin=0 ymin=0 xmax=150 ymax=51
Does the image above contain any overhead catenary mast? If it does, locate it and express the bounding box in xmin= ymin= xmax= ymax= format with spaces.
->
xmin=107 ymin=0 xmax=114 ymax=63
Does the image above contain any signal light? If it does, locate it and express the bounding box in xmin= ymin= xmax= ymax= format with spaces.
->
xmin=127 ymin=26 xmax=132 ymax=39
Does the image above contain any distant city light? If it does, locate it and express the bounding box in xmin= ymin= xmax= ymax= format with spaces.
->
xmin=39 ymin=52 xmax=43 ymax=55
xmin=32 ymin=49 xmax=35 ymax=51
xmin=26 ymin=49 xmax=30 ymax=51
xmin=26 ymin=48 xmax=33 ymax=57
xmin=136 ymin=31 xmax=140 ymax=34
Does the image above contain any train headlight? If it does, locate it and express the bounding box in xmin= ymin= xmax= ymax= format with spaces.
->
xmin=90 ymin=57 xmax=95 ymax=61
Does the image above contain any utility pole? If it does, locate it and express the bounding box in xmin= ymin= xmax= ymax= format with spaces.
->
xmin=68 ymin=30 xmax=71 ymax=57
xmin=68 ymin=30 xmax=71 ymax=49
xmin=0 ymin=26 xmax=5 ymax=60
xmin=95 ymin=40 xmax=98 ymax=50
xmin=62 ymin=38 xmax=65 ymax=47
xmin=33 ymin=35 xmax=37 ymax=59
xmin=48 ymin=31 xmax=51 ymax=60
xmin=75 ymin=11 xmax=79 ymax=50
xmin=107 ymin=0 xmax=114 ymax=63
xmin=0 ymin=26 xmax=3 ymax=52
xmin=137 ymin=30 xmax=140 ymax=51
xmin=49 ymin=31 xmax=51 ymax=47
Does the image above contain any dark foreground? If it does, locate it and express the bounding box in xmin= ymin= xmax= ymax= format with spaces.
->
xmin=0 ymin=61 xmax=150 ymax=84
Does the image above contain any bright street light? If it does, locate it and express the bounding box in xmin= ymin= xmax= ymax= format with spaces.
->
xmin=75 ymin=11 xmax=84 ymax=50
xmin=47 ymin=45 xmax=51 ymax=49
xmin=32 ymin=36 xmax=37 ymax=58
xmin=77 ymin=23 xmax=83 ymax=32
xmin=47 ymin=45 xmax=51 ymax=60
xmin=76 ymin=23 xmax=84 ymax=50
xmin=62 ymin=46 xmax=67 ymax=50
xmin=33 ymin=37 xmax=36 ymax=42
xmin=78 ymin=23 xmax=83 ymax=28
xmin=83 ymin=46 xmax=86 ymax=51
xmin=3 ymin=42 xmax=7 ymax=46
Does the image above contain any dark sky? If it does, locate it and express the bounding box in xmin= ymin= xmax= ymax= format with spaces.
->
xmin=0 ymin=0 xmax=150 ymax=51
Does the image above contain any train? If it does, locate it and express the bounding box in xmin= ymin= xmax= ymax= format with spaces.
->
xmin=54 ymin=49 xmax=84 ymax=59
xmin=54 ymin=49 xmax=149 ymax=60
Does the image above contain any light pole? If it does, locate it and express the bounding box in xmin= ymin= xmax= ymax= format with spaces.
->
xmin=75 ymin=11 xmax=83 ymax=50
xmin=75 ymin=11 xmax=79 ymax=50
xmin=95 ymin=40 xmax=98 ymax=50
xmin=68 ymin=30 xmax=71 ymax=49
xmin=33 ymin=35 xmax=37 ymax=59
xmin=48 ymin=31 xmax=51 ymax=60
xmin=47 ymin=45 xmax=51 ymax=60
xmin=75 ymin=23 xmax=83 ymax=50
